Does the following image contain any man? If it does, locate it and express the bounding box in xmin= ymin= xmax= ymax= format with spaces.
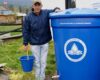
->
xmin=23 ymin=0 xmax=60 ymax=80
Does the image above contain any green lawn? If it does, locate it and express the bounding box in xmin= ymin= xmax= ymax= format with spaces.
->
xmin=0 ymin=25 xmax=21 ymax=32
xmin=0 ymin=25 xmax=22 ymax=36
xmin=0 ymin=25 xmax=56 ymax=80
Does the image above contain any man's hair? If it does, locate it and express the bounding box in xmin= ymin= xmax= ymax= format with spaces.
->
xmin=32 ymin=8 xmax=34 ymax=11
xmin=34 ymin=2 xmax=41 ymax=5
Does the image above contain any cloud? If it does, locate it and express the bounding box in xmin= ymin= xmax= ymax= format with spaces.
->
xmin=76 ymin=0 xmax=100 ymax=8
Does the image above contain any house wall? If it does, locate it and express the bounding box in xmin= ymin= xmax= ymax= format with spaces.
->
xmin=0 ymin=15 xmax=16 ymax=24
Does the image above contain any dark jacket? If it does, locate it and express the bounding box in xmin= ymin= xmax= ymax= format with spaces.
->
xmin=23 ymin=9 xmax=53 ymax=45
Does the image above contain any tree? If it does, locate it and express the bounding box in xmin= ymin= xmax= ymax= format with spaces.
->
xmin=19 ymin=6 xmax=22 ymax=13
xmin=9 ymin=4 xmax=14 ymax=11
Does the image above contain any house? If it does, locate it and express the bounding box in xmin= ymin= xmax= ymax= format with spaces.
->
xmin=0 ymin=6 xmax=16 ymax=24
xmin=16 ymin=12 xmax=26 ymax=24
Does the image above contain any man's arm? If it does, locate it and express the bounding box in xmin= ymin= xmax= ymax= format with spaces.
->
xmin=47 ymin=7 xmax=61 ymax=13
xmin=53 ymin=7 xmax=61 ymax=12
xmin=22 ymin=16 xmax=30 ymax=46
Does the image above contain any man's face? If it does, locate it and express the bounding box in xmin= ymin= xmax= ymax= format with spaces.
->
xmin=32 ymin=2 xmax=42 ymax=13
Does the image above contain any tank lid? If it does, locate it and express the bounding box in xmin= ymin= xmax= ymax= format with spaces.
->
xmin=50 ymin=8 xmax=100 ymax=18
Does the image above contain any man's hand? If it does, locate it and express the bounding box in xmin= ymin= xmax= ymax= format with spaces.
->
xmin=24 ymin=45 xmax=30 ymax=51
xmin=18 ymin=45 xmax=30 ymax=53
xmin=54 ymin=7 xmax=62 ymax=12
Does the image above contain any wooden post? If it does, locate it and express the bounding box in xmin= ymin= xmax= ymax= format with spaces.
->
xmin=65 ymin=0 xmax=76 ymax=9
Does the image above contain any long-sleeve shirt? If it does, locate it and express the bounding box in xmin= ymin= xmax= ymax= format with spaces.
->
xmin=23 ymin=9 xmax=53 ymax=45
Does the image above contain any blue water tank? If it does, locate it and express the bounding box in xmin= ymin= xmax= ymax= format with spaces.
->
xmin=50 ymin=8 xmax=100 ymax=80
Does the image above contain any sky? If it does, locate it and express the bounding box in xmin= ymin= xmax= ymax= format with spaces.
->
xmin=1 ymin=0 xmax=100 ymax=10
xmin=42 ymin=0 xmax=65 ymax=9
xmin=41 ymin=0 xmax=100 ymax=9
xmin=76 ymin=0 xmax=100 ymax=8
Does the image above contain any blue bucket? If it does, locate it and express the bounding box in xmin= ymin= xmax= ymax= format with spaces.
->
xmin=20 ymin=56 xmax=35 ymax=72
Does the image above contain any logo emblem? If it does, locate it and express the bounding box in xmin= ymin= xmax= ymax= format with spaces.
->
xmin=64 ymin=38 xmax=87 ymax=62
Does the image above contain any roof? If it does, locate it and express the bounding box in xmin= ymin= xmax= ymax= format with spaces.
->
xmin=16 ymin=13 xmax=26 ymax=16
xmin=0 ymin=6 xmax=14 ymax=15
xmin=0 ymin=6 xmax=7 ymax=11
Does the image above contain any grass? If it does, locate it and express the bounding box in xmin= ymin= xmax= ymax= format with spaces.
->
xmin=0 ymin=25 xmax=56 ymax=80
xmin=0 ymin=25 xmax=21 ymax=32
xmin=0 ymin=25 xmax=22 ymax=36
